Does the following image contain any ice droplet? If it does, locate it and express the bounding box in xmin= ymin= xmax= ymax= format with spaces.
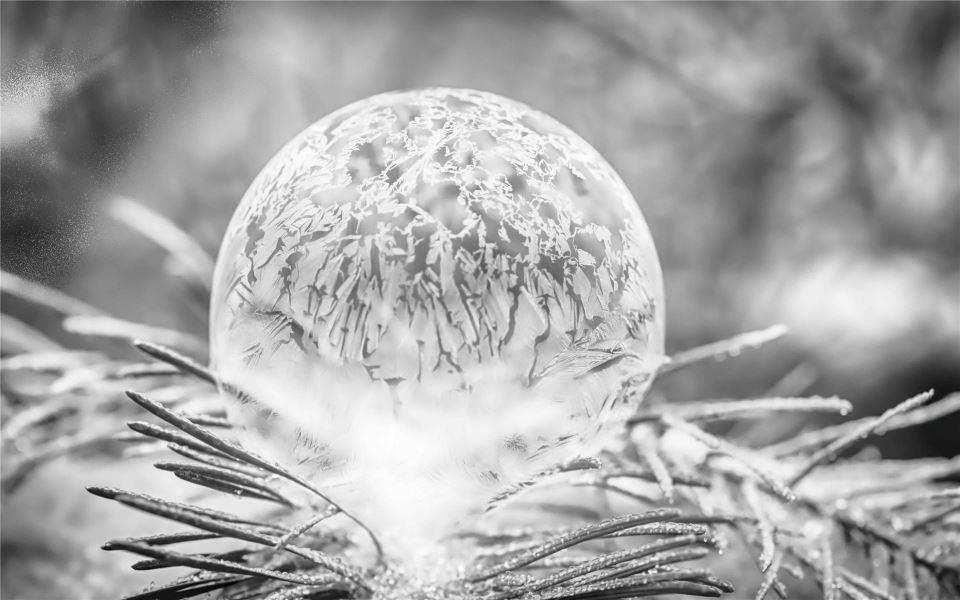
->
xmin=209 ymin=88 xmax=664 ymax=571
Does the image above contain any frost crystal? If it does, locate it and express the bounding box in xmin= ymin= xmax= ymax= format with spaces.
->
xmin=209 ymin=88 xmax=664 ymax=568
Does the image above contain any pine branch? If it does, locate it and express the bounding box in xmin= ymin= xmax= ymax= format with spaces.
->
xmin=631 ymin=396 xmax=852 ymax=423
xmin=128 ymin=531 xmax=223 ymax=546
xmin=166 ymin=443 xmax=268 ymax=478
xmin=109 ymin=197 xmax=215 ymax=292
xmin=656 ymin=325 xmax=788 ymax=377
xmin=486 ymin=457 xmax=602 ymax=512
xmin=488 ymin=534 xmax=713 ymax=598
xmin=766 ymin=392 xmax=960 ymax=457
xmin=63 ymin=315 xmax=207 ymax=355
xmin=572 ymin=547 xmax=713 ymax=586
xmin=660 ymin=415 xmax=796 ymax=502
xmin=153 ymin=461 xmax=297 ymax=507
xmin=631 ymin=423 xmax=676 ymax=502
xmin=129 ymin=548 xmax=254 ymax=571
xmin=788 ymin=390 xmax=934 ymax=487
xmin=106 ymin=540 xmax=346 ymax=586
xmin=133 ymin=341 xmax=219 ymax=387
xmin=5 ymin=289 xmax=958 ymax=600
xmin=0 ymin=269 xmax=105 ymax=316
xmin=120 ymin=390 xmax=384 ymax=560
xmin=92 ymin=489 xmax=366 ymax=586
xmin=469 ymin=510 xmax=684 ymax=582
xmin=127 ymin=421 xmax=244 ymax=465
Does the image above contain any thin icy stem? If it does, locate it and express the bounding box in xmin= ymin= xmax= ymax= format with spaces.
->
xmin=656 ymin=325 xmax=788 ymax=377
xmin=788 ymin=390 xmax=934 ymax=487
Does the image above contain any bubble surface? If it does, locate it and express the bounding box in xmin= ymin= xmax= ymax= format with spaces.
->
xmin=209 ymin=88 xmax=664 ymax=566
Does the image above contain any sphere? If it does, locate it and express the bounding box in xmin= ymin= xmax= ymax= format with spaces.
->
xmin=209 ymin=88 xmax=664 ymax=561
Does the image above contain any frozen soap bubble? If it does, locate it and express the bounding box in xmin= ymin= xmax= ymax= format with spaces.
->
xmin=209 ymin=88 xmax=664 ymax=570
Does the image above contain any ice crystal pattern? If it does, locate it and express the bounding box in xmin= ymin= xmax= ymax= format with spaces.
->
xmin=209 ymin=88 xmax=665 ymax=560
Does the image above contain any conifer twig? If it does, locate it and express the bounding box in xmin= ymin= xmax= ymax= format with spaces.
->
xmin=93 ymin=489 xmax=366 ymax=587
xmin=121 ymin=390 xmax=385 ymax=561
xmin=820 ymin=527 xmax=837 ymax=600
xmin=661 ymin=415 xmax=796 ymax=502
xmin=767 ymin=392 xmax=960 ymax=457
xmin=0 ymin=269 xmax=104 ymax=316
xmin=633 ymin=396 xmax=852 ymax=423
xmin=121 ymin=573 xmax=251 ymax=600
xmin=788 ymin=390 xmax=934 ymax=487
xmin=104 ymin=540 xmax=346 ymax=586
xmin=109 ymin=197 xmax=215 ymax=291
xmin=656 ymin=325 xmax=788 ymax=377
xmin=469 ymin=510 xmax=682 ymax=582
xmin=63 ymin=315 xmax=207 ymax=355
xmin=631 ymin=423 xmax=675 ymax=502
xmin=133 ymin=341 xmax=219 ymax=386
xmin=275 ymin=506 xmax=341 ymax=551
xmin=489 ymin=534 xmax=711 ymax=598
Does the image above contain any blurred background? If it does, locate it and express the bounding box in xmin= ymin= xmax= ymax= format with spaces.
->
xmin=2 ymin=2 xmax=958 ymax=598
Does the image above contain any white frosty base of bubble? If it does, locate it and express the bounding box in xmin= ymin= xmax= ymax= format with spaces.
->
xmin=218 ymin=351 xmax=640 ymax=572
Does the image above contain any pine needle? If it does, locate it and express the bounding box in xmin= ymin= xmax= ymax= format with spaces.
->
xmin=820 ymin=529 xmax=837 ymax=600
xmin=106 ymin=540 xmax=344 ymax=586
xmin=275 ymin=506 xmax=341 ymax=551
xmin=741 ymin=479 xmax=775 ymax=573
xmin=94 ymin=489 xmax=365 ymax=585
xmin=1 ymin=398 xmax=75 ymax=441
xmin=129 ymin=531 xmax=222 ymax=546
xmin=63 ymin=315 xmax=207 ymax=355
xmin=841 ymin=569 xmax=898 ymax=600
xmin=601 ymin=468 xmax=710 ymax=489
xmin=166 ymin=443 xmax=268 ymax=478
xmin=490 ymin=534 xmax=710 ymax=598
xmin=788 ymin=390 xmax=935 ymax=487
xmin=0 ymin=269 xmax=104 ymax=316
xmin=469 ymin=510 xmax=682 ymax=582
xmin=832 ymin=508 xmax=956 ymax=573
xmin=122 ymin=389 xmax=384 ymax=559
xmin=634 ymin=396 xmax=852 ymax=423
xmin=768 ymin=392 xmax=960 ymax=457
xmin=899 ymin=551 xmax=921 ymax=600
xmin=133 ymin=341 xmax=219 ymax=386
xmin=486 ymin=457 xmax=601 ymax=511
xmin=0 ymin=349 xmax=103 ymax=372
xmin=127 ymin=421 xmax=242 ymax=465
xmin=121 ymin=573 xmax=250 ymax=600
xmin=3 ymin=432 xmax=113 ymax=493
xmin=542 ymin=577 xmax=723 ymax=599
xmin=130 ymin=548 xmax=255 ymax=571
xmin=657 ymin=325 xmax=788 ymax=377
xmin=631 ymin=423 xmax=676 ymax=502
xmin=753 ymin=547 xmax=785 ymax=600
xmin=610 ymin=523 xmax=710 ymax=538
xmin=109 ymin=197 xmax=215 ymax=291
xmin=662 ymin=416 xmax=796 ymax=502
xmin=181 ymin=414 xmax=231 ymax=428
xmin=898 ymin=500 xmax=960 ymax=533
xmin=113 ymin=363 xmax=183 ymax=378
xmin=573 ymin=548 xmax=712 ymax=586
xmin=0 ymin=314 xmax=64 ymax=352
xmin=261 ymin=586 xmax=349 ymax=600
xmin=153 ymin=461 xmax=297 ymax=506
